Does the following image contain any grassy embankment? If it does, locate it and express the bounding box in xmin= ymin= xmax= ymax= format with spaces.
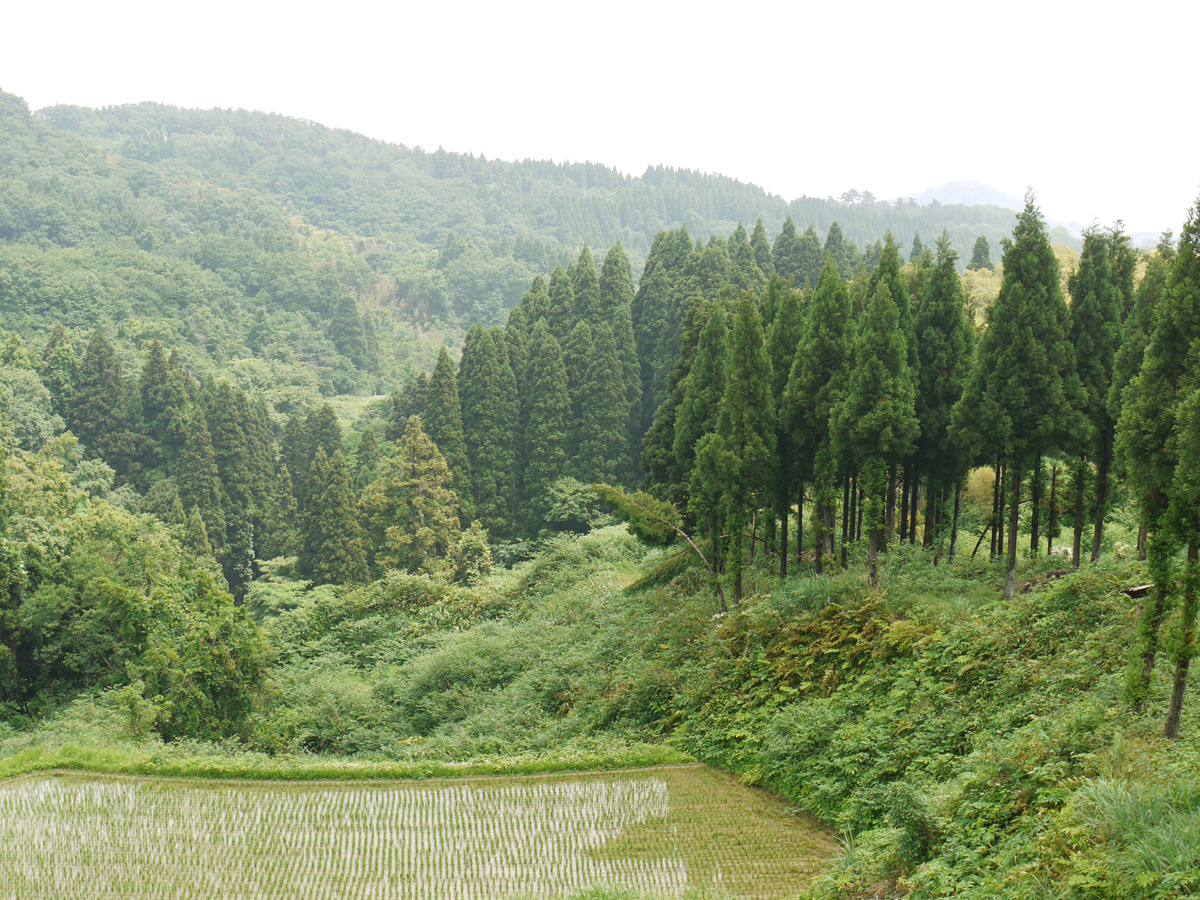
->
xmin=4 ymin=512 xmax=1199 ymax=898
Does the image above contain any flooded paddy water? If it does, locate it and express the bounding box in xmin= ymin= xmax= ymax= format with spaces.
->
xmin=0 ymin=764 xmax=835 ymax=899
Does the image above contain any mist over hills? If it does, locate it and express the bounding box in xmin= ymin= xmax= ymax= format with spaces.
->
xmin=1 ymin=86 xmax=1027 ymax=394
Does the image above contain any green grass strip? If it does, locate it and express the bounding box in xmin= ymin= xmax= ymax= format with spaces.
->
xmin=0 ymin=742 xmax=694 ymax=783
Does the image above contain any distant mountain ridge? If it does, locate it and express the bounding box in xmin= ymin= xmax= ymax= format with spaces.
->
xmin=912 ymin=181 xmax=1025 ymax=212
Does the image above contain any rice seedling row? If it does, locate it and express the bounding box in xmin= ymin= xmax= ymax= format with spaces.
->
xmin=0 ymin=766 xmax=834 ymax=899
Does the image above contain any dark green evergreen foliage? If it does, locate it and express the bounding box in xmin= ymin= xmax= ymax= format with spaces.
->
xmin=201 ymin=382 xmax=255 ymax=525
xmin=909 ymin=231 xmax=926 ymax=263
xmin=280 ymin=414 xmax=307 ymax=503
xmin=260 ymin=465 xmax=300 ymax=560
xmin=1070 ymin=228 xmax=1123 ymax=444
xmin=574 ymin=322 xmax=631 ymax=486
xmin=422 ymin=346 xmax=472 ymax=512
xmin=785 ymin=259 xmax=854 ymax=566
xmin=520 ymin=321 xmax=571 ymax=525
xmin=176 ymin=405 xmax=226 ymax=552
xmin=306 ymin=404 xmax=345 ymax=471
xmin=598 ymin=243 xmax=642 ymax=481
xmin=766 ymin=276 xmax=806 ymax=569
xmin=914 ymin=234 xmax=974 ymax=487
xmin=570 ymin=245 xmax=603 ymax=330
xmin=835 ymin=280 xmax=920 ymax=471
xmin=750 ymin=218 xmax=775 ymax=278
xmin=694 ymin=237 xmax=732 ymax=298
xmin=360 ymin=416 xmax=460 ymax=574
xmin=185 ymin=505 xmax=214 ymax=558
xmin=631 ymin=227 xmax=695 ymax=433
xmin=329 ymin=294 xmax=368 ymax=370
xmin=961 ymin=198 xmax=1084 ymax=463
xmin=863 ymin=238 xmax=884 ymax=274
xmin=459 ymin=327 xmax=518 ymax=534
xmin=288 ymin=403 xmax=344 ymax=509
xmin=518 ymin=275 xmax=551 ymax=322
xmin=957 ymin=195 xmax=1085 ymax=598
xmin=1109 ymin=235 xmax=1173 ymax=429
xmin=631 ymin=258 xmax=675 ymax=432
xmin=968 ymin=234 xmax=995 ymax=271
xmin=1118 ymin=212 xmax=1200 ymax=526
xmin=641 ymin=299 xmax=707 ymax=508
xmin=546 ymin=265 xmax=576 ymax=344
xmin=786 ymin=259 xmax=855 ymax=467
xmin=71 ymin=331 xmax=127 ymax=459
xmin=771 ymin=217 xmax=804 ymax=285
xmin=299 ymin=447 xmax=368 ymax=585
xmin=869 ymin=233 xmax=919 ymax=373
xmin=352 ymin=427 xmax=382 ymax=494
xmin=673 ymin=302 xmax=729 ymax=499
xmin=714 ymin=294 xmax=776 ymax=601
xmin=562 ymin=319 xmax=595 ymax=451
xmin=729 ymin=222 xmax=767 ymax=296
xmin=387 ymin=372 xmax=428 ymax=442
xmin=39 ymin=324 xmax=79 ymax=422
xmin=796 ymin=225 xmax=825 ymax=289
xmin=834 ymin=280 xmax=918 ymax=580
xmin=824 ymin=222 xmax=859 ymax=277
xmin=1069 ymin=227 xmax=1125 ymax=558
xmin=503 ymin=303 xmax=531 ymax=388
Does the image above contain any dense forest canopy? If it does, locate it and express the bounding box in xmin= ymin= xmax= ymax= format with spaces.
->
xmin=0 ymin=87 xmax=1033 ymax=395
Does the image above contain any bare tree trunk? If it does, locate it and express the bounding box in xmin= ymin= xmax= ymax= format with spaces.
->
xmin=1030 ymin=454 xmax=1042 ymax=558
xmin=841 ymin=476 xmax=851 ymax=569
xmin=948 ymin=482 xmax=962 ymax=562
xmin=1004 ymin=456 xmax=1023 ymax=601
xmin=1072 ymin=458 xmax=1086 ymax=569
xmin=1092 ymin=431 xmax=1112 ymax=562
xmin=909 ymin=469 xmax=920 ymax=545
xmin=1164 ymin=541 xmax=1198 ymax=739
xmin=886 ymin=466 xmax=897 ymax=546
xmin=796 ymin=479 xmax=805 ymax=570
xmin=779 ymin=445 xmax=790 ymax=580
xmin=1047 ymin=465 xmax=1058 ymax=557
xmin=923 ymin=476 xmax=937 ymax=549
xmin=899 ymin=467 xmax=910 ymax=544
xmin=1138 ymin=525 xmax=1147 ymax=561
xmin=849 ymin=475 xmax=859 ymax=546
xmin=814 ymin=498 xmax=824 ymax=575
xmin=991 ymin=462 xmax=1002 ymax=559
xmin=868 ymin=525 xmax=882 ymax=587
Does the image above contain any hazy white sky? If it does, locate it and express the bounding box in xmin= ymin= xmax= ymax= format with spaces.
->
xmin=4 ymin=1 xmax=1196 ymax=236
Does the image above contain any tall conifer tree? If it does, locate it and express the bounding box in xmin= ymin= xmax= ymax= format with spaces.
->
xmin=547 ymin=266 xmax=576 ymax=344
xmin=957 ymin=195 xmax=1085 ymax=599
xmin=574 ymin=322 xmax=630 ymax=486
xmin=520 ymin=321 xmax=571 ymax=526
xmin=360 ymin=416 xmax=460 ymax=575
xmin=599 ymin=243 xmax=642 ymax=482
xmin=299 ymin=447 xmax=368 ymax=585
xmin=459 ymin=327 xmax=518 ymax=534
xmin=423 ymin=346 xmax=472 ymax=517
xmin=766 ymin=277 xmax=806 ymax=575
xmin=1069 ymin=226 xmax=1124 ymax=562
xmin=785 ymin=259 xmax=854 ymax=571
xmin=914 ymin=234 xmax=974 ymax=547
xmin=714 ymin=294 xmax=776 ymax=602
xmin=834 ymin=282 xmax=920 ymax=584
xmin=750 ymin=218 xmax=775 ymax=278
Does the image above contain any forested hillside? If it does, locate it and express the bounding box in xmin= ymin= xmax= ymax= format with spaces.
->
xmin=1 ymin=87 xmax=1024 ymax=395
xmin=3 ymin=81 xmax=1199 ymax=899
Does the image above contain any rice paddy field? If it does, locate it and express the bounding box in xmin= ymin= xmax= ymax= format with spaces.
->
xmin=0 ymin=764 xmax=835 ymax=900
